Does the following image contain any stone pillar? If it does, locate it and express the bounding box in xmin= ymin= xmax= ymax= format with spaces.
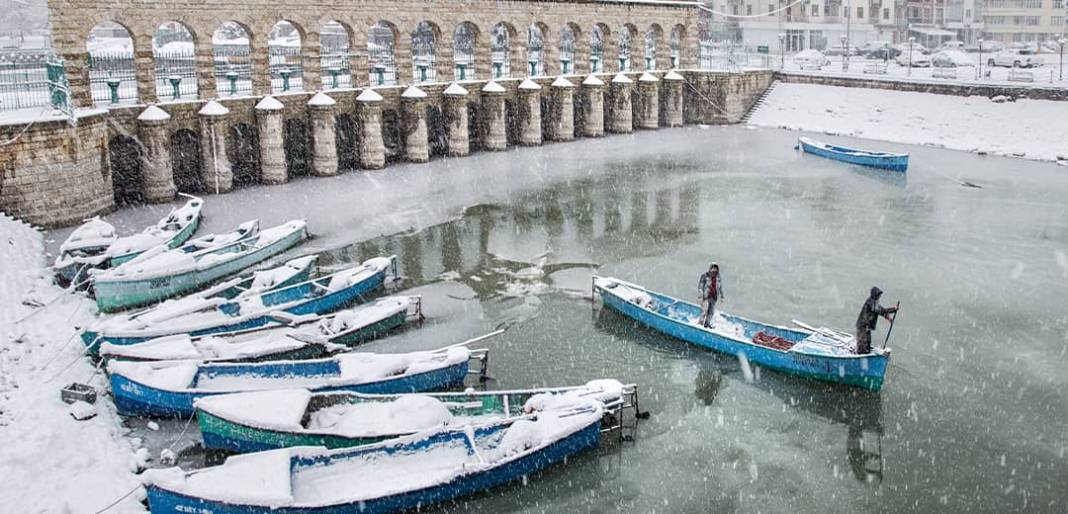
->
xmin=350 ymin=27 xmax=369 ymax=87
xmin=549 ymin=76 xmax=574 ymax=142
xmin=517 ymin=78 xmax=542 ymax=146
xmin=255 ymin=96 xmax=286 ymax=184
xmin=308 ymin=92 xmax=338 ymax=176
xmin=195 ymin=38 xmax=218 ymax=98
xmin=356 ymin=88 xmax=386 ymax=169
xmin=401 ymin=85 xmax=429 ymax=162
xmin=443 ymin=83 xmax=470 ymax=157
xmin=637 ymin=72 xmax=659 ymax=130
xmin=609 ymin=73 xmax=633 ymax=134
xmin=303 ymin=31 xmax=322 ymax=92
xmin=663 ymin=70 xmax=685 ymax=127
xmin=581 ymin=75 xmax=606 ymax=137
xmin=198 ymin=100 xmax=233 ymax=193
xmin=250 ymin=33 xmax=271 ymax=96
xmin=136 ymin=105 xmax=177 ymax=202
xmin=481 ymin=81 xmax=507 ymax=151
xmin=134 ymin=34 xmax=157 ymax=104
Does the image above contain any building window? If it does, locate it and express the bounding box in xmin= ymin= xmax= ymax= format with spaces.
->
xmin=732 ymin=5 xmax=738 ymax=14
xmin=1053 ymin=0 xmax=1063 ymax=8
xmin=883 ymin=7 xmax=890 ymax=19
xmin=824 ymin=4 xmax=831 ymax=15
xmin=857 ymin=6 xmax=864 ymax=18
xmin=1024 ymin=0 xmax=1040 ymax=7
xmin=965 ymin=8 xmax=972 ymax=18
xmin=1052 ymin=16 xmax=1065 ymax=26
xmin=812 ymin=4 xmax=819 ymax=15
xmin=768 ymin=4 xmax=775 ymax=16
xmin=747 ymin=4 xmax=753 ymax=14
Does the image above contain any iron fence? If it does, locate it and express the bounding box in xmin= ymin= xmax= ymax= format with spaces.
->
xmin=88 ymin=51 xmax=138 ymax=105
xmin=0 ymin=56 xmax=50 ymax=110
xmin=269 ymin=45 xmax=304 ymax=93
xmin=320 ymin=52 xmax=353 ymax=89
xmin=214 ymin=47 xmax=253 ymax=97
xmin=153 ymin=50 xmax=198 ymax=100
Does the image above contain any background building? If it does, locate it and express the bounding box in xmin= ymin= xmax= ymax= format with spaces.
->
xmin=982 ymin=0 xmax=1067 ymax=46
xmin=732 ymin=0 xmax=900 ymax=52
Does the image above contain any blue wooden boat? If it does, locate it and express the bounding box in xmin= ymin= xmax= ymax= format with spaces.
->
xmin=593 ymin=276 xmax=890 ymax=391
xmin=798 ymin=136 xmax=909 ymax=172
xmin=143 ymin=401 xmax=603 ymax=513
xmin=92 ymin=219 xmax=308 ymax=312
xmin=108 ymin=346 xmax=481 ymax=417
xmin=52 ymin=217 xmax=117 ymax=288
xmin=83 ymin=256 xmax=397 ymax=350
xmin=106 ymin=195 xmax=204 ymax=267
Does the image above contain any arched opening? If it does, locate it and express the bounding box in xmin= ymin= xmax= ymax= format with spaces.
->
xmin=170 ymin=129 xmax=203 ymax=193
xmin=321 ymin=21 xmax=352 ymax=89
xmin=618 ymin=25 xmax=634 ymax=71
xmin=283 ymin=118 xmax=310 ymax=176
xmin=213 ymin=22 xmax=252 ymax=97
xmin=644 ymin=29 xmax=657 ymax=70
xmin=109 ymin=135 xmax=143 ymax=205
xmin=412 ymin=22 xmax=438 ymax=83
xmin=559 ymin=25 xmax=576 ymax=74
xmin=466 ymin=102 xmax=482 ymax=151
xmin=368 ymin=22 xmax=397 ymax=86
xmin=269 ymin=21 xmax=304 ymax=93
xmin=87 ymin=22 xmax=136 ymax=106
xmin=670 ymin=25 xmax=683 ymax=69
xmin=491 ymin=23 xmax=512 ymax=78
xmin=504 ymin=98 xmax=520 ymax=146
xmin=527 ymin=24 xmax=545 ymax=76
xmin=227 ymin=123 xmax=259 ymax=186
xmin=335 ymin=113 xmax=359 ymax=171
xmin=590 ymin=25 xmax=606 ymax=73
xmin=153 ymin=22 xmax=197 ymax=101
xmin=426 ymin=104 xmax=446 ymax=156
xmin=453 ymin=22 xmax=478 ymax=81
xmin=381 ymin=108 xmax=403 ymax=162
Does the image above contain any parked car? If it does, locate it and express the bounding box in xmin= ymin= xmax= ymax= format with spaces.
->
xmin=988 ymin=49 xmax=1044 ymax=68
xmin=939 ymin=40 xmax=965 ymax=51
xmin=793 ymin=49 xmax=831 ymax=68
xmin=893 ymin=43 xmax=929 ymax=56
xmin=823 ymin=44 xmax=862 ymax=56
xmin=896 ymin=50 xmax=932 ymax=67
xmin=932 ymin=50 xmax=974 ymax=68
xmin=972 ymin=40 xmax=1004 ymax=53
xmin=865 ymin=46 xmax=902 ymax=60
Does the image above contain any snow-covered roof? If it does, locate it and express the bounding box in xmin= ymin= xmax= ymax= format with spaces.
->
xmin=551 ymin=76 xmax=574 ymax=88
xmin=639 ymin=72 xmax=659 ymax=83
xmin=582 ymin=74 xmax=605 ymax=86
xmin=254 ymin=96 xmax=284 ymax=111
xmin=518 ymin=78 xmax=542 ymax=91
xmin=443 ymin=83 xmax=469 ymax=96
xmin=663 ymin=70 xmax=684 ymax=81
xmin=307 ymin=92 xmax=337 ymax=107
xmin=198 ymin=100 xmax=230 ymax=117
xmin=356 ymin=88 xmax=384 ymax=102
xmin=611 ymin=73 xmax=633 ymax=84
xmin=137 ymin=105 xmax=171 ymax=122
xmin=401 ymin=85 xmax=427 ymax=99
xmin=481 ymin=81 xmax=506 ymax=93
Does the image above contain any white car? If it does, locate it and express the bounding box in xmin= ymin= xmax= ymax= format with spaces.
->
xmin=932 ymin=50 xmax=974 ymax=68
xmin=988 ymin=49 xmax=1043 ymax=68
xmin=896 ymin=50 xmax=931 ymax=67
xmin=793 ymin=49 xmax=830 ymax=69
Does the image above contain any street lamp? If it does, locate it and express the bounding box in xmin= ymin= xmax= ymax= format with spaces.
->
xmin=907 ymin=37 xmax=915 ymax=76
xmin=778 ymin=32 xmax=786 ymax=69
xmin=841 ymin=35 xmax=850 ymax=72
xmin=1059 ymin=38 xmax=1066 ymax=81
xmin=977 ymin=38 xmax=984 ymax=80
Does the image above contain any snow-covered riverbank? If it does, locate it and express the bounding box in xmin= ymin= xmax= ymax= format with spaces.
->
xmin=748 ymin=82 xmax=1068 ymax=163
xmin=0 ymin=214 xmax=145 ymax=513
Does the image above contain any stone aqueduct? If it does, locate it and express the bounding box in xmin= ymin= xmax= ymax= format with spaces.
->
xmin=0 ymin=0 xmax=773 ymax=228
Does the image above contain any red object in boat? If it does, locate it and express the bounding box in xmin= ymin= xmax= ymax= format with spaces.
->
xmin=752 ymin=331 xmax=794 ymax=351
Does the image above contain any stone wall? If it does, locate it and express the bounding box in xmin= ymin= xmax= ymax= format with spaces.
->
xmin=0 ymin=111 xmax=114 ymax=228
xmin=682 ymin=70 xmax=775 ymax=124
xmin=776 ymin=72 xmax=1068 ymax=101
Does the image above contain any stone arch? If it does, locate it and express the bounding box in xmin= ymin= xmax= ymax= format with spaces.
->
xmin=86 ymin=21 xmax=137 ymax=106
xmin=452 ymin=21 xmax=479 ymax=80
xmin=558 ymin=23 xmax=580 ymax=74
xmin=152 ymin=21 xmax=198 ymax=101
xmin=170 ymin=128 xmax=203 ymax=193
xmin=369 ymin=21 xmax=398 ymax=86
xmin=283 ymin=117 xmax=311 ymax=177
xmin=644 ymin=24 xmax=664 ymax=70
xmin=227 ymin=122 xmax=260 ymax=187
xmin=109 ymin=135 xmax=143 ymax=205
xmin=381 ymin=107 xmax=403 ymax=162
xmin=411 ymin=21 xmax=440 ymax=83
xmin=527 ymin=22 xmax=548 ymax=76
xmin=426 ymin=103 xmax=447 ymax=156
xmin=619 ymin=23 xmax=637 ymax=71
xmin=213 ymin=21 xmax=253 ymax=97
xmin=590 ymin=23 xmax=610 ymax=73
xmin=490 ymin=22 xmax=516 ymax=78
xmin=670 ymin=24 xmax=685 ymax=69
xmin=335 ymin=113 xmax=359 ymax=171
xmin=320 ymin=20 xmax=353 ymax=89
xmin=268 ymin=20 xmax=305 ymax=93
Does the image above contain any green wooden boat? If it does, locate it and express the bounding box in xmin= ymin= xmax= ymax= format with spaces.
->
xmin=195 ymin=379 xmax=630 ymax=453
xmin=106 ymin=195 xmax=204 ymax=267
xmin=93 ymin=219 xmax=307 ymax=312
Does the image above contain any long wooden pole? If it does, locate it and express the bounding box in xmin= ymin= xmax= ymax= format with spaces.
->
xmin=882 ymin=301 xmax=900 ymax=348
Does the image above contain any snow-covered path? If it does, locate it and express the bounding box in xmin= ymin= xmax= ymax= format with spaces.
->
xmin=748 ymin=82 xmax=1068 ymax=163
xmin=0 ymin=215 xmax=144 ymax=513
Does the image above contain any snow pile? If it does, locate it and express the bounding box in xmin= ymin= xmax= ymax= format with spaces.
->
xmin=309 ymin=395 xmax=453 ymax=437
xmin=250 ymin=255 xmax=317 ymax=291
xmin=748 ymin=82 xmax=1068 ymax=162
xmin=195 ymin=389 xmax=313 ymax=430
xmin=337 ymin=347 xmax=469 ymax=382
xmin=320 ymin=297 xmax=409 ymax=335
xmin=0 ymin=214 xmax=144 ymax=513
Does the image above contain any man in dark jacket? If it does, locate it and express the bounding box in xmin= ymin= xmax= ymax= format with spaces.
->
xmin=855 ymin=287 xmax=898 ymax=354
xmin=698 ymin=263 xmax=724 ymax=328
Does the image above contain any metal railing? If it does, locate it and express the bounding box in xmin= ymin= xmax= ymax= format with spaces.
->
xmin=0 ymin=52 xmax=73 ymax=118
xmin=88 ymin=51 xmax=138 ymax=106
xmin=153 ymin=50 xmax=198 ymax=100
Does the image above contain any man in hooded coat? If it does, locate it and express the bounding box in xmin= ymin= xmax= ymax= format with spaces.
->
xmin=855 ymin=287 xmax=898 ymax=354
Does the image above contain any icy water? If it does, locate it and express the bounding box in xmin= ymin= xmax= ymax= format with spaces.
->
xmin=62 ymin=126 xmax=1068 ymax=513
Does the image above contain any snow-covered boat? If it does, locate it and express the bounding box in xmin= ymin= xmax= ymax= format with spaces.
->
xmin=84 ymin=256 xmax=397 ymax=349
xmin=195 ymin=379 xmax=629 ymax=452
xmin=105 ymin=195 xmax=204 ymax=267
xmin=593 ymin=276 xmax=890 ymax=391
xmin=108 ymin=346 xmax=481 ymax=417
xmin=143 ymin=401 xmax=603 ymax=513
xmin=92 ymin=219 xmax=308 ymax=312
xmin=98 ymin=296 xmax=421 ymax=363
xmin=798 ymin=136 xmax=909 ymax=172
xmin=52 ymin=217 xmax=117 ymax=287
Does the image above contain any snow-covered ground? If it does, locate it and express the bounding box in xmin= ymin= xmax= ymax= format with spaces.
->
xmin=778 ymin=54 xmax=1068 ymax=89
xmin=0 ymin=214 xmax=145 ymax=513
xmin=748 ymin=82 xmax=1068 ymax=163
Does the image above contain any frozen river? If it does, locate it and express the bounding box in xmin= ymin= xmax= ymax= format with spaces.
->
xmin=58 ymin=125 xmax=1068 ymax=513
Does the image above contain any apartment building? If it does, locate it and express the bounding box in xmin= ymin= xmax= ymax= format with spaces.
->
xmin=729 ymin=0 xmax=901 ymax=52
xmin=983 ymin=0 xmax=1067 ymax=45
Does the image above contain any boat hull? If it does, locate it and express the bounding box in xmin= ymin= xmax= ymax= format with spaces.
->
xmin=93 ymin=225 xmax=306 ymax=313
xmin=799 ymin=138 xmax=908 ymax=172
xmin=595 ymin=281 xmax=887 ymax=391
xmin=147 ymin=418 xmax=601 ymax=514
xmin=108 ymin=214 xmax=201 ymax=268
xmin=111 ymin=359 xmax=470 ymax=418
